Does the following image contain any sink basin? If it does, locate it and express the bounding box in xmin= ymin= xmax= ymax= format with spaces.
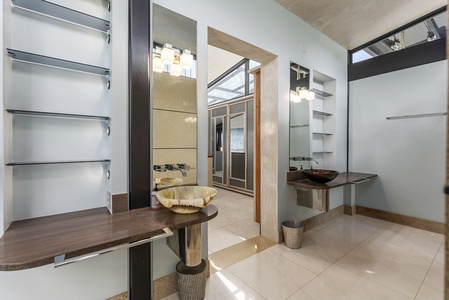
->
xmin=156 ymin=186 xmax=218 ymax=214
xmin=154 ymin=178 xmax=183 ymax=188
xmin=302 ymin=169 xmax=339 ymax=183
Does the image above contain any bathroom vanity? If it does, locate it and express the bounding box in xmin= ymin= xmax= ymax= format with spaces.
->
xmin=287 ymin=171 xmax=377 ymax=212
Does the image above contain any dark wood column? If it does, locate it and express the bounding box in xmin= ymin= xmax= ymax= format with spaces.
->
xmin=128 ymin=0 xmax=153 ymax=299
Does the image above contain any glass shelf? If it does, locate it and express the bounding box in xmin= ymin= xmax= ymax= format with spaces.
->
xmin=12 ymin=0 xmax=110 ymax=32
xmin=7 ymin=49 xmax=110 ymax=76
xmin=290 ymin=124 xmax=309 ymax=128
xmin=313 ymin=110 xmax=333 ymax=118
xmin=313 ymin=132 xmax=333 ymax=136
xmin=312 ymin=88 xmax=333 ymax=98
xmin=7 ymin=159 xmax=111 ymax=166
xmin=313 ymin=151 xmax=333 ymax=154
xmin=7 ymin=109 xmax=111 ymax=121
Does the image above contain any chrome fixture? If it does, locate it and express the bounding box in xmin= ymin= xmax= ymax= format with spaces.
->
xmin=153 ymin=163 xmax=190 ymax=177
xmin=153 ymin=44 xmax=194 ymax=75
xmin=290 ymin=156 xmax=319 ymax=164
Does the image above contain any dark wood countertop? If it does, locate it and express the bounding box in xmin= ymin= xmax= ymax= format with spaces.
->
xmin=287 ymin=171 xmax=377 ymax=190
xmin=0 ymin=205 xmax=218 ymax=271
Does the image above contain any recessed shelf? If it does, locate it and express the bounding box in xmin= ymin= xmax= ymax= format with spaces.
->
xmin=7 ymin=109 xmax=111 ymax=121
xmin=312 ymin=88 xmax=333 ymax=98
xmin=313 ymin=110 xmax=333 ymax=118
xmin=290 ymin=124 xmax=309 ymax=128
xmin=12 ymin=0 xmax=110 ymax=32
xmin=7 ymin=49 xmax=110 ymax=76
xmin=7 ymin=159 xmax=111 ymax=166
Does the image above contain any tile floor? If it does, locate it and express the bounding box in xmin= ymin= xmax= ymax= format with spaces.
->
xmin=207 ymin=187 xmax=260 ymax=253
xmin=163 ymin=198 xmax=445 ymax=300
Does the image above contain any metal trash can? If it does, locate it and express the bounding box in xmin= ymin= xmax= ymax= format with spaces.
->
xmin=282 ymin=221 xmax=304 ymax=249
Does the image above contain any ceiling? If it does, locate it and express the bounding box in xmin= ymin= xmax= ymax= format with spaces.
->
xmin=275 ymin=0 xmax=446 ymax=49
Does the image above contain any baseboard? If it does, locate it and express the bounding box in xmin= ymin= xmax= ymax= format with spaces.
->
xmin=344 ymin=205 xmax=356 ymax=216
xmin=356 ymin=206 xmax=445 ymax=234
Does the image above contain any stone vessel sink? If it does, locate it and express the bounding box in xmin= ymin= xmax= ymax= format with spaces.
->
xmin=156 ymin=186 xmax=218 ymax=214
xmin=154 ymin=178 xmax=183 ymax=189
xmin=302 ymin=169 xmax=339 ymax=183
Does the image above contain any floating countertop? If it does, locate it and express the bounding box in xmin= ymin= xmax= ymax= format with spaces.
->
xmin=287 ymin=171 xmax=377 ymax=190
xmin=0 ymin=205 xmax=217 ymax=271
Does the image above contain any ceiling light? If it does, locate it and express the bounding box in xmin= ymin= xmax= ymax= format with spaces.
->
xmin=180 ymin=49 xmax=193 ymax=69
xmin=161 ymin=44 xmax=175 ymax=65
xmin=170 ymin=63 xmax=182 ymax=77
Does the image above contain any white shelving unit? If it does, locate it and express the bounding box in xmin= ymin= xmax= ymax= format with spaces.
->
xmin=3 ymin=0 xmax=112 ymax=223
xmin=311 ymin=70 xmax=336 ymax=169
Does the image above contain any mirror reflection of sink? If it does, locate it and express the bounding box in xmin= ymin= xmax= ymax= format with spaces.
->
xmin=302 ymin=169 xmax=339 ymax=183
xmin=154 ymin=178 xmax=183 ymax=189
xmin=156 ymin=186 xmax=218 ymax=214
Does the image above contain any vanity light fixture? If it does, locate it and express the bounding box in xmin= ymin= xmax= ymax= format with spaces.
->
xmin=153 ymin=48 xmax=165 ymax=73
xmin=170 ymin=63 xmax=182 ymax=77
xmin=291 ymin=87 xmax=315 ymax=102
xmin=180 ymin=49 xmax=193 ymax=69
xmin=161 ymin=43 xmax=175 ymax=65
xmin=290 ymin=90 xmax=301 ymax=103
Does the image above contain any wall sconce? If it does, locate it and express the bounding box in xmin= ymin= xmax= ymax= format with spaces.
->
xmin=153 ymin=44 xmax=194 ymax=75
xmin=290 ymin=87 xmax=315 ymax=102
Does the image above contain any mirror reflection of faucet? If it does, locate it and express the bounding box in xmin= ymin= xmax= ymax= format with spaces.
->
xmin=153 ymin=163 xmax=190 ymax=177
xmin=289 ymin=156 xmax=319 ymax=164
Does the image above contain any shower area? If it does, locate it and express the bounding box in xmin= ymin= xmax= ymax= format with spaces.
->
xmin=208 ymin=96 xmax=254 ymax=195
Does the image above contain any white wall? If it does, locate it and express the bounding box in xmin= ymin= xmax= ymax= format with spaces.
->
xmin=349 ymin=60 xmax=447 ymax=222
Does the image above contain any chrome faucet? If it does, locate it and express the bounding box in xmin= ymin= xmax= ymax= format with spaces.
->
xmin=153 ymin=163 xmax=189 ymax=177
xmin=290 ymin=156 xmax=319 ymax=164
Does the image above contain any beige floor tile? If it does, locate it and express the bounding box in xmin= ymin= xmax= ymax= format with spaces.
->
xmin=286 ymin=290 xmax=316 ymax=300
xmin=415 ymin=283 xmax=444 ymax=300
xmin=301 ymin=265 xmax=411 ymax=300
xmin=208 ymin=227 xmax=247 ymax=252
xmin=304 ymin=226 xmax=366 ymax=253
xmin=336 ymin=246 xmax=428 ymax=298
xmin=359 ymin=234 xmax=435 ymax=270
xmin=270 ymin=238 xmax=345 ymax=275
xmin=225 ymin=219 xmax=260 ymax=240
xmin=422 ymin=245 xmax=444 ymax=291
xmin=228 ymin=250 xmax=316 ymax=300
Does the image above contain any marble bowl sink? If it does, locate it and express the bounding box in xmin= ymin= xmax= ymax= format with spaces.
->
xmin=154 ymin=178 xmax=183 ymax=189
xmin=156 ymin=186 xmax=218 ymax=214
xmin=302 ymin=169 xmax=339 ymax=183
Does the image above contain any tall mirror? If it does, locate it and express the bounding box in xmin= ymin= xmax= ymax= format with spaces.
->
xmin=153 ymin=5 xmax=197 ymax=186
xmin=229 ymin=113 xmax=245 ymax=183
xmin=213 ymin=117 xmax=224 ymax=182
xmin=289 ymin=62 xmax=311 ymax=170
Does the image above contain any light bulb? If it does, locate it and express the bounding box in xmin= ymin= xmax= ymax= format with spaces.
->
xmin=180 ymin=49 xmax=193 ymax=69
xmin=290 ymin=91 xmax=301 ymax=103
xmin=298 ymin=88 xmax=308 ymax=99
xmin=161 ymin=44 xmax=175 ymax=65
xmin=170 ymin=63 xmax=182 ymax=77
xmin=306 ymin=90 xmax=315 ymax=100
xmin=153 ymin=56 xmax=164 ymax=73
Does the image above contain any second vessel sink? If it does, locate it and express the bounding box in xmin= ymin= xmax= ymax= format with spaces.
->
xmin=154 ymin=178 xmax=183 ymax=188
xmin=302 ymin=169 xmax=339 ymax=183
xmin=156 ymin=186 xmax=218 ymax=214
